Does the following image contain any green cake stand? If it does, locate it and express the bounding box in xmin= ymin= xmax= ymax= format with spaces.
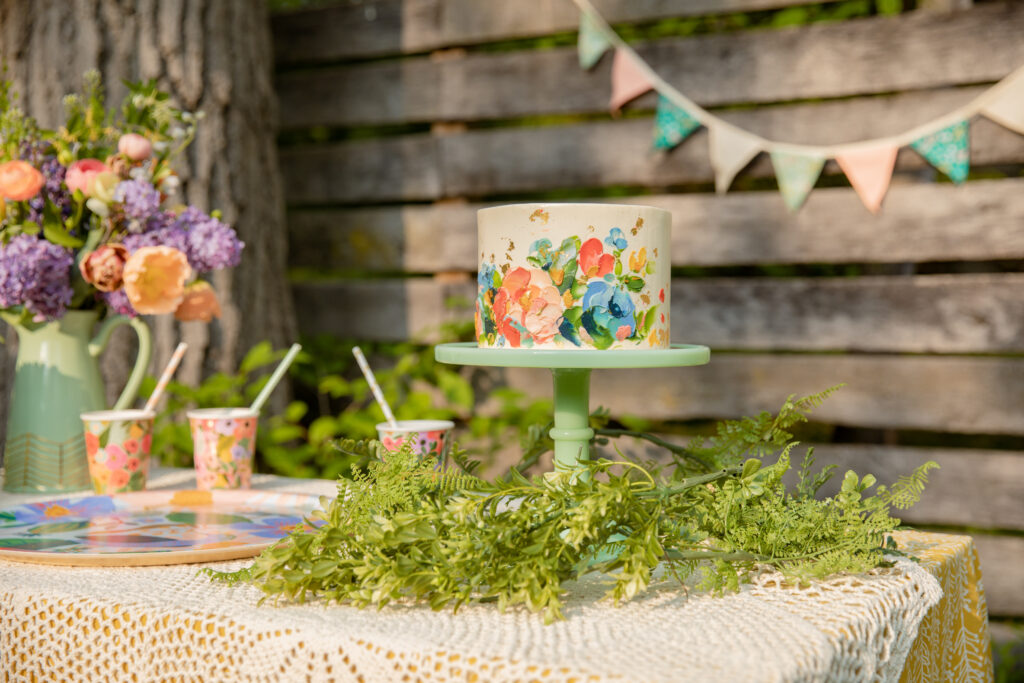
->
xmin=434 ymin=343 xmax=710 ymax=472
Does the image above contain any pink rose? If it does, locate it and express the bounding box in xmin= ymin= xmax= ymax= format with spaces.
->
xmin=79 ymin=244 xmax=129 ymax=292
xmin=117 ymin=133 xmax=153 ymax=161
xmin=65 ymin=159 xmax=109 ymax=196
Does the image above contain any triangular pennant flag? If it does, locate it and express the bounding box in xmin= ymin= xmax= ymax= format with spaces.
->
xmin=653 ymin=95 xmax=701 ymax=151
xmin=578 ymin=12 xmax=612 ymax=70
xmin=609 ymin=49 xmax=654 ymax=112
xmin=708 ymin=125 xmax=762 ymax=193
xmin=835 ymin=145 xmax=898 ymax=213
xmin=910 ymin=120 xmax=969 ymax=184
xmin=770 ymin=151 xmax=825 ymax=211
xmin=980 ymin=70 xmax=1024 ymax=135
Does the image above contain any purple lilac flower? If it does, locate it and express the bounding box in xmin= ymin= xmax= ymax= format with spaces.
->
xmin=122 ymin=223 xmax=189 ymax=255
xmin=113 ymin=179 xmax=161 ymax=223
xmin=173 ymin=207 xmax=244 ymax=273
xmin=0 ymin=235 xmax=74 ymax=321
xmin=99 ymin=288 xmax=137 ymax=317
xmin=27 ymin=157 xmax=73 ymax=227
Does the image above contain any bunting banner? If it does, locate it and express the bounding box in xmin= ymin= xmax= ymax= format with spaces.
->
xmin=980 ymin=70 xmax=1024 ymax=135
xmin=572 ymin=0 xmax=1024 ymax=213
xmin=609 ymin=48 xmax=654 ymax=112
xmin=653 ymin=95 xmax=701 ymax=151
xmin=770 ymin=151 xmax=826 ymax=212
xmin=910 ymin=120 xmax=969 ymax=184
xmin=836 ymin=145 xmax=899 ymax=214
xmin=709 ymin=125 xmax=762 ymax=194
xmin=578 ymin=12 xmax=611 ymax=70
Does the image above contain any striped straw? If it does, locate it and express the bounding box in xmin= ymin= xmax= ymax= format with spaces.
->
xmin=144 ymin=342 xmax=188 ymax=412
xmin=351 ymin=346 xmax=398 ymax=429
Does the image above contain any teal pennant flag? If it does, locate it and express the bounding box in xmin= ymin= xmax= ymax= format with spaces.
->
xmin=770 ymin=150 xmax=825 ymax=211
xmin=578 ymin=13 xmax=611 ymax=70
xmin=653 ymin=95 xmax=701 ymax=151
xmin=910 ymin=120 xmax=970 ymax=184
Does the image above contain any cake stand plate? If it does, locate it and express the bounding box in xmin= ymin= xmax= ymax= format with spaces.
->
xmin=435 ymin=343 xmax=709 ymax=472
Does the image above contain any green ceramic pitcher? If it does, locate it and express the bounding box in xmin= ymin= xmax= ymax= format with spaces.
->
xmin=1 ymin=310 xmax=152 ymax=493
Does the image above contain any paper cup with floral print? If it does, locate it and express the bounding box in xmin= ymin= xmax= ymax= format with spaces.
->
xmin=188 ymin=408 xmax=258 ymax=490
xmin=80 ymin=409 xmax=154 ymax=494
xmin=376 ymin=420 xmax=455 ymax=466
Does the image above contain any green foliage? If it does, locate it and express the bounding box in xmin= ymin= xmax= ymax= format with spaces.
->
xmin=208 ymin=391 xmax=939 ymax=623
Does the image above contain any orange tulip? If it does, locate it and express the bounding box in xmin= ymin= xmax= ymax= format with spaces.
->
xmin=175 ymin=281 xmax=222 ymax=322
xmin=122 ymin=246 xmax=192 ymax=315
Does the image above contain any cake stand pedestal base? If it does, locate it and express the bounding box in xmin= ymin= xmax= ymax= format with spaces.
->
xmin=434 ymin=343 xmax=710 ymax=473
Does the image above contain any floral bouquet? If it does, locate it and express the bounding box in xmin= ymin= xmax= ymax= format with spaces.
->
xmin=0 ymin=71 xmax=242 ymax=324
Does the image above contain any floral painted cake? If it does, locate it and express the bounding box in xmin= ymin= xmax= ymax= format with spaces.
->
xmin=475 ymin=203 xmax=670 ymax=350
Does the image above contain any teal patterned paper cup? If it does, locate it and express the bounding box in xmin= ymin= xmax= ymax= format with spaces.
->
xmin=376 ymin=419 xmax=455 ymax=465
xmin=188 ymin=408 xmax=258 ymax=490
xmin=80 ymin=409 xmax=155 ymax=494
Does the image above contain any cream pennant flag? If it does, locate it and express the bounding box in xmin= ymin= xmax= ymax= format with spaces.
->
xmin=609 ymin=49 xmax=654 ymax=112
xmin=981 ymin=70 xmax=1024 ymax=135
xmin=578 ymin=12 xmax=612 ymax=70
xmin=835 ymin=145 xmax=898 ymax=213
xmin=653 ymin=95 xmax=701 ymax=151
xmin=708 ymin=125 xmax=762 ymax=193
xmin=770 ymin=151 xmax=825 ymax=211
xmin=910 ymin=120 xmax=969 ymax=184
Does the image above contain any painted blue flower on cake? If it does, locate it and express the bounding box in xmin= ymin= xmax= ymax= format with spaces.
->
xmin=580 ymin=280 xmax=636 ymax=349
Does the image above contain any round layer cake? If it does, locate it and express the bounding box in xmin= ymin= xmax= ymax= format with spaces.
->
xmin=475 ymin=203 xmax=670 ymax=350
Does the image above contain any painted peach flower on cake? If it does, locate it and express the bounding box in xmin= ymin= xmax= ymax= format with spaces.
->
xmin=492 ymin=267 xmax=563 ymax=346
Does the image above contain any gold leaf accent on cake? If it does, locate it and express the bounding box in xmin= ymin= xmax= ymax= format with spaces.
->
xmin=500 ymin=263 xmax=510 ymax=275
xmin=653 ymin=247 xmax=659 ymax=257
xmin=632 ymin=216 xmax=644 ymax=235
xmin=490 ymin=253 xmax=495 ymax=262
xmin=587 ymin=224 xmax=595 ymax=233
xmin=508 ymin=240 xmax=515 ymax=251
xmin=563 ymin=290 xmax=574 ymax=308
xmin=641 ymin=294 xmax=650 ymax=305
xmin=529 ymin=209 xmax=549 ymax=224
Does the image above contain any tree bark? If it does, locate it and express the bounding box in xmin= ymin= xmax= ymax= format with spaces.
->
xmin=0 ymin=0 xmax=296 ymax=429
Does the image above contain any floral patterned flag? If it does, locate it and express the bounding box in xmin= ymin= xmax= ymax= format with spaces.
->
xmin=708 ymin=124 xmax=762 ymax=193
xmin=910 ymin=120 xmax=970 ymax=184
xmin=610 ymin=49 xmax=654 ymax=112
xmin=980 ymin=69 xmax=1024 ymax=135
xmin=653 ymin=95 xmax=701 ymax=151
xmin=578 ymin=12 xmax=611 ymax=70
xmin=836 ymin=144 xmax=898 ymax=213
xmin=770 ymin=151 xmax=825 ymax=211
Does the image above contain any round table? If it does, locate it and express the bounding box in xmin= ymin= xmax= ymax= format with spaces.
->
xmin=0 ymin=468 xmax=994 ymax=682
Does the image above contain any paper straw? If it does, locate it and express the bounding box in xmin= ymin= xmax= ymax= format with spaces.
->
xmin=144 ymin=342 xmax=188 ymax=412
xmin=249 ymin=343 xmax=302 ymax=413
xmin=351 ymin=346 xmax=398 ymax=429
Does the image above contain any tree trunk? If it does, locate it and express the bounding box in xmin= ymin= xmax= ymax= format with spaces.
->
xmin=0 ymin=0 xmax=296 ymax=436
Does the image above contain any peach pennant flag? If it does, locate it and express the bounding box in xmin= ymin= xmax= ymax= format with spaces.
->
xmin=708 ymin=124 xmax=763 ymax=193
xmin=835 ymin=145 xmax=899 ymax=213
xmin=980 ymin=70 xmax=1024 ymax=135
xmin=609 ymin=49 xmax=654 ymax=113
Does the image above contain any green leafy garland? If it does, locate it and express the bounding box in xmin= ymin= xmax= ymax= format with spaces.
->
xmin=208 ymin=388 xmax=937 ymax=623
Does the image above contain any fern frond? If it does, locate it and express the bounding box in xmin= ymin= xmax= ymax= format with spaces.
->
xmin=882 ymin=461 xmax=940 ymax=510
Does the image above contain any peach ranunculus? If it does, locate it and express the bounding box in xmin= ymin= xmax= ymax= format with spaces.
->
xmin=117 ymin=133 xmax=153 ymax=161
xmin=578 ymin=238 xmax=614 ymax=279
xmin=175 ymin=280 xmax=222 ymax=322
xmin=65 ymin=159 xmax=109 ymax=196
xmin=0 ymin=160 xmax=45 ymax=201
xmin=79 ymin=244 xmax=130 ymax=292
xmin=122 ymin=246 xmax=192 ymax=315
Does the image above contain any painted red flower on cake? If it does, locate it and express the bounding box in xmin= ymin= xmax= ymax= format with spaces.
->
xmin=578 ymin=238 xmax=614 ymax=279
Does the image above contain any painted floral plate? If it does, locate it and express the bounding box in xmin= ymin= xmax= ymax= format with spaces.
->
xmin=0 ymin=489 xmax=324 ymax=566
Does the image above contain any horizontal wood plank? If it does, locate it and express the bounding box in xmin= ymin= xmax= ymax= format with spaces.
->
xmin=491 ymin=354 xmax=1024 ymax=435
xmin=272 ymin=0 xmax=829 ymax=63
xmin=287 ymin=179 xmax=1024 ymax=271
xmin=279 ymin=87 xmax=1024 ymax=204
xmin=293 ymin=274 xmax=1024 ymax=353
xmin=973 ymin=534 xmax=1024 ymax=616
xmin=276 ymin=3 xmax=1024 ymax=128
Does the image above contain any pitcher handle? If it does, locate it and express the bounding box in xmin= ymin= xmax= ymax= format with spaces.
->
xmin=89 ymin=316 xmax=153 ymax=411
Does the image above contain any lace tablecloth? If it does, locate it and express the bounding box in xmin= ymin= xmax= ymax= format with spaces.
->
xmin=0 ymin=469 xmax=994 ymax=682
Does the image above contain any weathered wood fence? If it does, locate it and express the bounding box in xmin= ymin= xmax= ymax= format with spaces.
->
xmin=272 ymin=0 xmax=1024 ymax=620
